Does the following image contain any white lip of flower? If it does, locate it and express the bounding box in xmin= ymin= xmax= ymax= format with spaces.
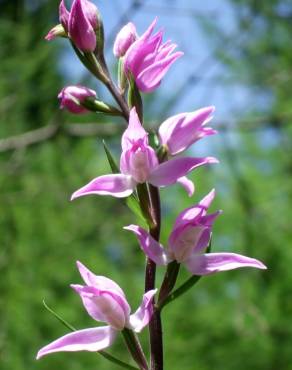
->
xmin=130 ymin=149 xmax=151 ymax=183
xmin=171 ymin=226 xmax=205 ymax=263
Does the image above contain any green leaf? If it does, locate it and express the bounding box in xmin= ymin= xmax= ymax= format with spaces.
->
xmin=126 ymin=196 xmax=148 ymax=228
xmin=103 ymin=140 xmax=120 ymax=173
xmin=43 ymin=300 xmax=76 ymax=331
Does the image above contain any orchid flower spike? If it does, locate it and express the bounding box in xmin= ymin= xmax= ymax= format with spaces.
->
xmin=123 ymin=18 xmax=183 ymax=93
xmin=46 ymin=0 xmax=100 ymax=51
xmin=159 ymin=106 xmax=217 ymax=156
xmin=125 ymin=189 xmax=267 ymax=275
xmin=37 ymin=261 xmax=156 ymax=359
xmin=58 ymin=85 xmax=96 ymax=114
xmin=71 ymin=108 xmax=218 ymax=200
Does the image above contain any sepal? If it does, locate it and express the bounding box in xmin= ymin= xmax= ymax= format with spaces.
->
xmin=127 ymin=74 xmax=143 ymax=122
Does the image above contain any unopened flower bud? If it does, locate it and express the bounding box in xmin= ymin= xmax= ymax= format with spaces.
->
xmin=68 ymin=0 xmax=100 ymax=52
xmin=113 ymin=22 xmax=137 ymax=57
xmin=58 ymin=86 xmax=96 ymax=114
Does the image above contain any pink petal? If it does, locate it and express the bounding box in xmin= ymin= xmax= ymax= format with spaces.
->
xmin=113 ymin=22 xmax=138 ymax=57
xmin=124 ymin=18 xmax=157 ymax=76
xmin=199 ymin=210 xmax=222 ymax=227
xmin=59 ymin=0 xmax=70 ymax=31
xmin=136 ymin=52 xmax=184 ymax=93
xmin=176 ymin=176 xmax=195 ymax=197
xmin=158 ymin=106 xmax=215 ymax=155
xmin=192 ymin=228 xmax=212 ymax=253
xmin=156 ymin=41 xmax=177 ymax=60
xmin=169 ymin=225 xmax=206 ymax=263
xmin=121 ymin=107 xmax=148 ymax=151
xmin=124 ymin=225 xmax=169 ymax=265
xmin=171 ymin=189 xmax=216 ymax=230
xmin=76 ymin=261 xmax=126 ymax=297
xmin=45 ymin=28 xmax=58 ymax=41
xmin=120 ymin=144 xmax=159 ymax=183
xmin=69 ymin=0 xmax=96 ymax=52
xmin=185 ymin=252 xmax=267 ymax=275
xmin=199 ymin=188 xmax=216 ymax=209
xmin=71 ymin=285 xmax=130 ymax=330
xmin=83 ymin=0 xmax=99 ymax=30
xmin=140 ymin=18 xmax=158 ymax=41
xmin=129 ymin=289 xmax=157 ymax=333
xmin=71 ymin=174 xmax=136 ymax=199
xmin=36 ymin=326 xmax=116 ymax=359
xmin=148 ymin=157 xmax=218 ymax=188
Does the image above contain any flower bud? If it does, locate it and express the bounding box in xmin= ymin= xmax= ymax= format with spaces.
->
xmin=58 ymin=86 xmax=96 ymax=114
xmin=68 ymin=0 xmax=100 ymax=52
xmin=113 ymin=22 xmax=137 ymax=57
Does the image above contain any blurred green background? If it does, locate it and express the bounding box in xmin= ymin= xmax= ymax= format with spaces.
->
xmin=1 ymin=0 xmax=292 ymax=369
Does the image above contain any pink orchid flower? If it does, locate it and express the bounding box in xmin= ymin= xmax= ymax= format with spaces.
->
xmin=46 ymin=0 xmax=98 ymax=51
xmin=159 ymin=106 xmax=217 ymax=156
xmin=37 ymin=261 xmax=156 ymax=359
xmin=123 ymin=19 xmax=183 ymax=93
xmin=125 ymin=190 xmax=267 ymax=275
xmin=158 ymin=106 xmax=217 ymax=196
xmin=71 ymin=108 xmax=218 ymax=200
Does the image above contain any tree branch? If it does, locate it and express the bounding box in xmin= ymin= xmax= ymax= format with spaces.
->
xmin=0 ymin=122 xmax=120 ymax=153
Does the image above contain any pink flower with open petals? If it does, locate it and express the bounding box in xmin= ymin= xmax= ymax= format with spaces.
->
xmin=159 ymin=106 xmax=217 ymax=156
xmin=125 ymin=190 xmax=267 ymax=275
xmin=71 ymin=108 xmax=218 ymax=200
xmin=123 ymin=19 xmax=183 ymax=93
xmin=157 ymin=106 xmax=217 ymax=196
xmin=37 ymin=261 xmax=156 ymax=359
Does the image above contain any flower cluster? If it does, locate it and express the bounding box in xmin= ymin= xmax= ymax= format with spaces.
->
xmin=38 ymin=1 xmax=267 ymax=368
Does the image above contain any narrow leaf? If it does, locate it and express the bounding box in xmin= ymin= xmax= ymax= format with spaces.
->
xmin=103 ymin=140 xmax=119 ymax=173
xmin=43 ymin=300 xmax=76 ymax=331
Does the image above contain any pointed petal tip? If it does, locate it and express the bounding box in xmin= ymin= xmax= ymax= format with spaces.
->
xmin=70 ymin=190 xmax=83 ymax=201
xmin=76 ymin=260 xmax=83 ymax=269
xmin=123 ymin=224 xmax=138 ymax=232
xmin=210 ymin=188 xmax=216 ymax=196
xmin=70 ymin=284 xmax=82 ymax=293
xmin=206 ymin=156 xmax=219 ymax=164
xmin=256 ymin=260 xmax=267 ymax=269
xmin=44 ymin=33 xmax=52 ymax=41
